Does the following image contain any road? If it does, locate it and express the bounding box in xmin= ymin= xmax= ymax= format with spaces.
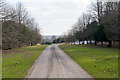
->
xmin=28 ymin=45 xmax=93 ymax=78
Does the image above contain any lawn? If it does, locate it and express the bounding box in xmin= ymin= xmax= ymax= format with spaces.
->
xmin=0 ymin=53 xmax=1 ymax=79
xmin=2 ymin=45 xmax=47 ymax=78
xmin=59 ymin=45 xmax=118 ymax=78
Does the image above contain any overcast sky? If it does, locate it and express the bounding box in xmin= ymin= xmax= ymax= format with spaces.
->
xmin=6 ymin=0 xmax=91 ymax=35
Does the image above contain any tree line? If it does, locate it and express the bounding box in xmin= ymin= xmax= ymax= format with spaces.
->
xmin=0 ymin=1 xmax=42 ymax=50
xmin=62 ymin=1 xmax=120 ymax=47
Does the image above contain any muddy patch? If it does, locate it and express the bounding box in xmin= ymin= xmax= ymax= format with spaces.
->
xmin=2 ymin=50 xmax=33 ymax=58
xmin=2 ymin=50 xmax=27 ymax=54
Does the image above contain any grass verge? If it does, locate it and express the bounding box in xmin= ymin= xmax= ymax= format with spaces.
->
xmin=0 ymin=52 xmax=2 ymax=79
xmin=2 ymin=45 xmax=47 ymax=78
xmin=59 ymin=45 xmax=118 ymax=78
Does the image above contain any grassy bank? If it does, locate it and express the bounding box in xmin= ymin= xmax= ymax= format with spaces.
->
xmin=0 ymin=53 xmax=1 ymax=78
xmin=2 ymin=45 xmax=47 ymax=78
xmin=59 ymin=45 xmax=118 ymax=78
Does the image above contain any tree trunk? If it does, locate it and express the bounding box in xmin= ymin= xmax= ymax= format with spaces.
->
xmin=113 ymin=41 xmax=115 ymax=46
xmin=79 ymin=40 xmax=80 ymax=45
xmin=31 ymin=43 xmax=33 ymax=46
xmin=107 ymin=41 xmax=112 ymax=47
xmin=101 ymin=41 xmax=103 ymax=45
xmin=82 ymin=41 xmax=84 ymax=44
xmin=87 ymin=40 xmax=89 ymax=44
xmin=74 ymin=41 xmax=75 ymax=45
xmin=90 ymin=40 xmax=92 ymax=44
xmin=95 ymin=41 xmax=97 ymax=45
xmin=118 ymin=41 xmax=120 ymax=49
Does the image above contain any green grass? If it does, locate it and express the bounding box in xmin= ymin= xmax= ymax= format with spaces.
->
xmin=2 ymin=45 xmax=47 ymax=78
xmin=59 ymin=45 xmax=118 ymax=78
xmin=0 ymin=53 xmax=2 ymax=78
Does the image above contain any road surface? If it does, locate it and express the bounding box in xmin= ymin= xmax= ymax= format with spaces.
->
xmin=28 ymin=45 xmax=93 ymax=78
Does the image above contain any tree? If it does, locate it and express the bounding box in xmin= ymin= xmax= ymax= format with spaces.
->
xmin=91 ymin=1 xmax=119 ymax=47
xmin=93 ymin=24 xmax=108 ymax=45
xmin=118 ymin=1 xmax=120 ymax=48
xmin=85 ymin=21 xmax=98 ymax=45
xmin=103 ymin=2 xmax=119 ymax=47
xmin=63 ymin=30 xmax=75 ymax=44
xmin=64 ymin=1 xmax=119 ymax=47
xmin=73 ymin=18 xmax=85 ymax=44
xmin=2 ymin=2 xmax=42 ymax=49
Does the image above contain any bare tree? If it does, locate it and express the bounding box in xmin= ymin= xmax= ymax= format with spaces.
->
xmin=2 ymin=2 xmax=42 ymax=49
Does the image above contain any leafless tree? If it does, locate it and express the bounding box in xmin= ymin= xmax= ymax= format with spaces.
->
xmin=2 ymin=2 xmax=42 ymax=49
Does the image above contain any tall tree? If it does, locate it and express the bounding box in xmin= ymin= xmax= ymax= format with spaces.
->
xmin=2 ymin=2 xmax=42 ymax=49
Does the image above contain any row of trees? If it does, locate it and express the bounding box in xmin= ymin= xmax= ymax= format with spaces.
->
xmin=64 ymin=1 xmax=120 ymax=47
xmin=0 ymin=1 xmax=42 ymax=49
xmin=52 ymin=37 xmax=64 ymax=44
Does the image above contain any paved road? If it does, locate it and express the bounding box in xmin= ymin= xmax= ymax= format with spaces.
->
xmin=28 ymin=45 xmax=92 ymax=78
